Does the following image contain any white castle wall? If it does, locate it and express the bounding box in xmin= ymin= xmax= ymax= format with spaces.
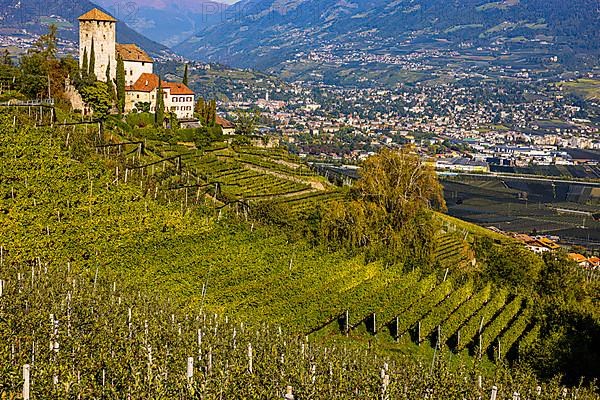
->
xmin=124 ymin=60 xmax=153 ymax=86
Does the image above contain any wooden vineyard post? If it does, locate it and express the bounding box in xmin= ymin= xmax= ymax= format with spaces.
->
xmin=497 ymin=338 xmax=501 ymax=361
xmin=284 ymin=386 xmax=294 ymax=400
xmin=490 ymin=385 xmax=498 ymax=400
xmin=208 ymin=347 xmax=212 ymax=373
xmin=248 ymin=343 xmax=253 ymax=374
xmin=0 ymin=279 xmax=4 ymax=297
xmin=372 ymin=313 xmax=377 ymax=335
xmin=394 ymin=316 xmax=399 ymax=342
xmin=344 ymin=310 xmax=349 ymax=336
xmin=478 ymin=316 xmax=485 ymax=358
xmin=416 ymin=321 xmax=421 ymax=344
xmin=456 ymin=328 xmax=461 ymax=350
xmin=23 ymin=364 xmax=31 ymax=400
xmin=186 ymin=356 xmax=194 ymax=382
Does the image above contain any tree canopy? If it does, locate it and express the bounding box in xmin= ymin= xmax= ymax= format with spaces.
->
xmin=320 ymin=147 xmax=446 ymax=268
xmin=80 ymin=81 xmax=112 ymax=119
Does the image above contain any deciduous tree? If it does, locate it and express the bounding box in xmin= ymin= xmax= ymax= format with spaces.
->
xmin=320 ymin=147 xmax=445 ymax=268
xmin=80 ymin=81 xmax=112 ymax=119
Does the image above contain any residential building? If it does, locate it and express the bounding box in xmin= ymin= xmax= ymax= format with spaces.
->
xmin=216 ymin=115 xmax=236 ymax=135
xmin=116 ymin=43 xmax=153 ymax=86
xmin=125 ymin=73 xmax=195 ymax=120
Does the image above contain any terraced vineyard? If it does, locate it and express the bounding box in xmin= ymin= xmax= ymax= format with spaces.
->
xmin=105 ymin=136 xmax=536 ymax=360
xmin=1 ymin=108 xmax=588 ymax=395
xmin=336 ymin=275 xmax=534 ymax=360
xmin=142 ymin=142 xmax=338 ymax=205
xmin=276 ymin=190 xmax=346 ymax=214
xmin=434 ymin=233 xmax=474 ymax=271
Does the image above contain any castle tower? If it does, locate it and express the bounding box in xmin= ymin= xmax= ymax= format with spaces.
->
xmin=78 ymin=8 xmax=117 ymax=82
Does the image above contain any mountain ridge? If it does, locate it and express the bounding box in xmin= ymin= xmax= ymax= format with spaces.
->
xmin=174 ymin=0 xmax=600 ymax=85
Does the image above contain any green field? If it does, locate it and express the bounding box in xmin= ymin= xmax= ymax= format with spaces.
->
xmin=558 ymin=79 xmax=600 ymax=100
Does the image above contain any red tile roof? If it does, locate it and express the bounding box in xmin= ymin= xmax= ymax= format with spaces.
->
xmin=216 ymin=115 xmax=235 ymax=129
xmin=128 ymin=73 xmax=159 ymax=92
xmin=116 ymin=43 xmax=153 ymax=63
xmin=78 ymin=8 xmax=117 ymax=22
xmin=126 ymin=73 xmax=194 ymax=96
xmin=162 ymin=82 xmax=194 ymax=95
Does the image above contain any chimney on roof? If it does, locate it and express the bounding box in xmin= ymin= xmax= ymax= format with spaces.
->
xmin=145 ymin=80 xmax=148 ymax=86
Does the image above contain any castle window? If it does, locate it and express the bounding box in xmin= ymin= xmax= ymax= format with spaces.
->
xmin=142 ymin=62 xmax=145 ymax=66
xmin=136 ymin=94 xmax=140 ymax=99
xmin=173 ymin=97 xmax=178 ymax=102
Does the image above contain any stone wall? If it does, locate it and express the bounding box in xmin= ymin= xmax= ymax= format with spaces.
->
xmin=79 ymin=20 xmax=116 ymax=83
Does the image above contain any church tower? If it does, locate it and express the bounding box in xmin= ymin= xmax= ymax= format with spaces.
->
xmin=78 ymin=8 xmax=117 ymax=82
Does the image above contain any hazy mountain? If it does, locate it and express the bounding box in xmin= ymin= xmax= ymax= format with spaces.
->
xmin=0 ymin=0 xmax=169 ymax=55
xmin=174 ymin=0 xmax=600 ymax=82
xmin=93 ymin=0 xmax=230 ymax=48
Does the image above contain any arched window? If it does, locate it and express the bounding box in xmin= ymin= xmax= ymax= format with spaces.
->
xmin=173 ymin=97 xmax=178 ymax=102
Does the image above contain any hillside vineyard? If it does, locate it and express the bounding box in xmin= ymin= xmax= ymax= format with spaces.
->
xmin=0 ymin=107 xmax=598 ymax=397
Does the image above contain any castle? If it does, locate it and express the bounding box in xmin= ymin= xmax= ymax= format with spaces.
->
xmin=78 ymin=8 xmax=195 ymax=119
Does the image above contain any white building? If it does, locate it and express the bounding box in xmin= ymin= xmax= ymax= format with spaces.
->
xmin=79 ymin=9 xmax=153 ymax=85
xmin=125 ymin=73 xmax=195 ymax=120
xmin=116 ymin=43 xmax=154 ymax=86
xmin=78 ymin=8 xmax=195 ymax=120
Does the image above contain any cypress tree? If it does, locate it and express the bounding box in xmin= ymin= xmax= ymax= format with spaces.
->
xmin=88 ymin=39 xmax=96 ymax=80
xmin=105 ymin=60 xmax=115 ymax=100
xmin=209 ymin=99 xmax=216 ymax=126
xmin=81 ymin=47 xmax=89 ymax=81
xmin=183 ymin=63 xmax=189 ymax=86
xmin=195 ymin=98 xmax=205 ymax=123
xmin=116 ymin=55 xmax=126 ymax=114
xmin=155 ymin=77 xmax=164 ymax=127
